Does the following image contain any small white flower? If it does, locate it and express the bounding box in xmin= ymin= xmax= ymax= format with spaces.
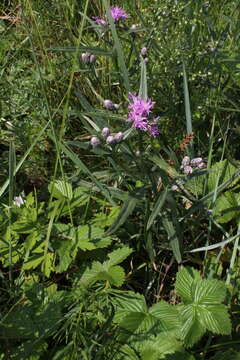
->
xmin=13 ymin=195 xmax=25 ymax=207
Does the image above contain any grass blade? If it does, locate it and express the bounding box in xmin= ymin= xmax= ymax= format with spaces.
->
xmin=103 ymin=0 xmax=130 ymax=94
xmin=147 ymin=187 xmax=168 ymax=231
xmin=182 ymin=60 xmax=193 ymax=154
xmin=60 ymin=142 xmax=116 ymax=206
xmin=104 ymin=196 xmax=138 ymax=236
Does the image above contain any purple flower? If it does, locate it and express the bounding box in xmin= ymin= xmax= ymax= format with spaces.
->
xmin=93 ymin=16 xmax=107 ymax=26
xmin=183 ymin=165 xmax=193 ymax=175
xmin=106 ymin=135 xmax=116 ymax=145
xmin=141 ymin=47 xmax=147 ymax=56
xmin=90 ymin=136 xmax=100 ymax=148
xmin=127 ymin=93 xmax=159 ymax=136
xmin=181 ymin=156 xmax=190 ymax=168
xmin=128 ymin=93 xmax=155 ymax=117
xmin=102 ymin=127 xmax=110 ymax=138
xmin=110 ymin=6 xmax=129 ymax=22
xmin=148 ymin=124 xmax=160 ymax=137
xmin=190 ymin=157 xmax=203 ymax=167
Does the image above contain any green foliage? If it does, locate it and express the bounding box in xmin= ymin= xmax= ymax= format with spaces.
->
xmin=1 ymin=0 xmax=240 ymax=358
xmin=176 ymin=267 xmax=231 ymax=347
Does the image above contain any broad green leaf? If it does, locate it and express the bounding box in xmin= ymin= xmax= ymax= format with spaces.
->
xmin=180 ymin=304 xmax=206 ymax=347
xmin=199 ymin=304 xmax=231 ymax=335
xmin=149 ymin=301 xmax=180 ymax=332
xmin=140 ymin=331 xmax=183 ymax=360
xmin=213 ymin=191 xmax=240 ymax=223
xmin=175 ymin=267 xmax=201 ymax=302
xmin=107 ymin=246 xmax=133 ymax=266
xmin=208 ymin=160 xmax=237 ymax=193
xmin=108 ymin=265 xmax=125 ymax=287
xmin=192 ymin=278 xmax=226 ymax=304
xmin=49 ymin=180 xmax=73 ymax=200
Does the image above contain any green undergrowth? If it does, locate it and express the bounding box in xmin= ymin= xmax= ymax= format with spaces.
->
xmin=0 ymin=0 xmax=240 ymax=358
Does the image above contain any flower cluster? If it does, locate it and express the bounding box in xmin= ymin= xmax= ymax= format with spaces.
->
xmin=128 ymin=93 xmax=160 ymax=137
xmin=81 ymin=52 xmax=96 ymax=65
xmin=93 ymin=6 xmax=129 ymax=26
xmin=181 ymin=156 xmax=205 ymax=174
xmin=90 ymin=128 xmax=123 ymax=148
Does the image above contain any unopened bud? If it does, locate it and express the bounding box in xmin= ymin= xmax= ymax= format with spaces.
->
xmin=141 ymin=47 xmax=147 ymax=56
xmin=102 ymin=127 xmax=110 ymax=138
xmin=90 ymin=136 xmax=100 ymax=147
xmin=81 ymin=52 xmax=91 ymax=64
xmin=106 ymin=135 xmax=115 ymax=145
xmin=103 ymin=99 xmax=115 ymax=110
xmin=89 ymin=54 xmax=96 ymax=64
xmin=114 ymin=131 xmax=123 ymax=142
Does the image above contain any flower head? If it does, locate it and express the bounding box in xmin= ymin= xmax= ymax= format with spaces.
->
xmin=13 ymin=195 xmax=25 ymax=207
xmin=110 ymin=6 xmax=129 ymax=22
xmin=148 ymin=124 xmax=160 ymax=137
xmin=128 ymin=93 xmax=158 ymax=136
xmin=93 ymin=16 xmax=107 ymax=27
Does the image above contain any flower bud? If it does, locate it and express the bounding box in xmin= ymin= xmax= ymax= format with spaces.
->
xmin=101 ymin=127 xmax=110 ymax=138
xmin=81 ymin=52 xmax=91 ymax=64
xmin=141 ymin=47 xmax=147 ymax=56
xmin=144 ymin=57 xmax=149 ymax=63
xmin=130 ymin=24 xmax=138 ymax=30
xmin=90 ymin=136 xmax=100 ymax=148
xmin=103 ymin=99 xmax=115 ymax=110
xmin=114 ymin=131 xmax=123 ymax=142
xmin=106 ymin=135 xmax=115 ymax=145
xmin=89 ymin=54 xmax=96 ymax=64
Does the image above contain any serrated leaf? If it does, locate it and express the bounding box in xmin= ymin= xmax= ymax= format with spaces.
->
xmin=180 ymin=304 xmax=206 ymax=347
xmin=175 ymin=267 xmax=201 ymax=302
xmin=49 ymin=180 xmax=73 ymax=200
xmin=108 ymin=265 xmax=125 ymax=286
xmin=140 ymin=331 xmax=183 ymax=360
xmin=149 ymin=301 xmax=180 ymax=332
xmin=199 ymin=304 xmax=231 ymax=335
xmin=107 ymin=246 xmax=133 ymax=266
xmin=192 ymin=278 xmax=226 ymax=304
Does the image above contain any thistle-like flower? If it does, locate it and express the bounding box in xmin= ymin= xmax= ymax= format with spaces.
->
xmin=110 ymin=6 xmax=129 ymax=22
xmin=128 ymin=93 xmax=159 ymax=136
